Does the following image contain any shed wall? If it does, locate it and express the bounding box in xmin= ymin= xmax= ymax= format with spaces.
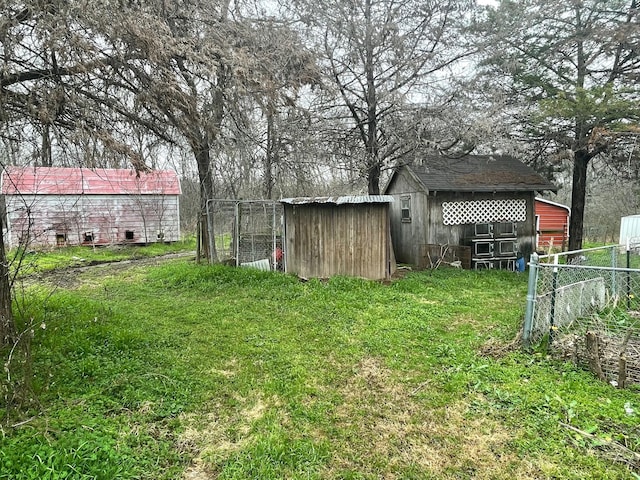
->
xmin=387 ymin=171 xmax=537 ymax=267
xmin=535 ymin=200 xmax=570 ymax=250
xmin=4 ymin=194 xmax=180 ymax=248
xmin=620 ymin=215 xmax=640 ymax=244
xmin=428 ymin=191 xmax=537 ymax=259
xmin=284 ymin=203 xmax=391 ymax=280
xmin=386 ymin=170 xmax=430 ymax=264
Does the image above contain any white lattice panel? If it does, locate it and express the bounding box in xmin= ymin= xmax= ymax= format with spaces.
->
xmin=442 ymin=199 xmax=526 ymax=225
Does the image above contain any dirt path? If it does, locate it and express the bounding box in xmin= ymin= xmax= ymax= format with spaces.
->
xmin=17 ymin=251 xmax=196 ymax=289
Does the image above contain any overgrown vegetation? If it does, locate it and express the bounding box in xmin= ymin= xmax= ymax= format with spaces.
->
xmin=1 ymin=260 xmax=639 ymax=479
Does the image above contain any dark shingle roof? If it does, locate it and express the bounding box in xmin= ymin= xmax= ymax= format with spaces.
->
xmin=398 ymin=155 xmax=556 ymax=193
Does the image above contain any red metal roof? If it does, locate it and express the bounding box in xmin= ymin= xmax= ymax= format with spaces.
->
xmin=1 ymin=167 xmax=181 ymax=195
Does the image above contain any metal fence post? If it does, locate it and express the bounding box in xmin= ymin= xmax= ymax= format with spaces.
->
xmin=627 ymin=238 xmax=632 ymax=310
xmin=523 ymin=252 xmax=539 ymax=348
xmin=611 ymin=244 xmax=618 ymax=297
xmin=205 ymin=199 xmax=216 ymax=264
xmin=549 ymin=254 xmax=559 ymax=346
xmin=234 ymin=201 xmax=240 ymax=267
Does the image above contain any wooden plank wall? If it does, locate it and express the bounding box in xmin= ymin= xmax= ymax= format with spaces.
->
xmin=5 ymin=194 xmax=180 ymax=248
xmin=386 ymin=171 xmax=430 ymax=266
xmin=284 ymin=203 xmax=390 ymax=280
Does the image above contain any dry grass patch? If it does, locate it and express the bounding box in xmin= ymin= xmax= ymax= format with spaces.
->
xmin=326 ymin=356 xmax=543 ymax=479
xmin=178 ymin=394 xmax=281 ymax=479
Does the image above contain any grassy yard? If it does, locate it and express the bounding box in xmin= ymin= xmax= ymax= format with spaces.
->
xmin=8 ymin=237 xmax=196 ymax=275
xmin=1 ymin=259 xmax=639 ymax=479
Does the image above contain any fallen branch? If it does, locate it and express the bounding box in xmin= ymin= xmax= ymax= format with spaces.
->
xmin=409 ymin=380 xmax=431 ymax=397
xmin=560 ymin=422 xmax=640 ymax=468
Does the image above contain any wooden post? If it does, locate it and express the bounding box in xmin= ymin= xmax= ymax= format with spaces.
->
xmin=585 ymin=331 xmax=606 ymax=382
xmin=617 ymin=356 xmax=627 ymax=389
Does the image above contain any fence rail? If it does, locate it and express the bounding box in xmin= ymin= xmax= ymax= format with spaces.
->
xmin=523 ymin=243 xmax=640 ymax=387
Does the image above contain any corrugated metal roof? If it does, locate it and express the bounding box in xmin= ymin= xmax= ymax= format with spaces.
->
xmin=535 ymin=197 xmax=571 ymax=213
xmin=280 ymin=195 xmax=394 ymax=205
xmin=1 ymin=167 xmax=181 ymax=195
xmin=386 ymin=155 xmax=557 ymax=193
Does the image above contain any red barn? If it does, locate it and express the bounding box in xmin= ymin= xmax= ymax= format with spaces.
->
xmin=1 ymin=167 xmax=181 ymax=248
xmin=534 ymin=197 xmax=570 ymax=251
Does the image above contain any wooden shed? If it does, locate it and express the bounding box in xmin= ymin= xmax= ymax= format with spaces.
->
xmin=281 ymin=196 xmax=395 ymax=280
xmin=383 ymin=155 xmax=556 ymax=269
xmin=1 ymin=166 xmax=181 ymax=248
xmin=534 ymin=197 xmax=570 ymax=251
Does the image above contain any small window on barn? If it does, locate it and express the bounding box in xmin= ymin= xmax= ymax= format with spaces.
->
xmin=84 ymin=232 xmax=94 ymax=243
xmin=401 ymin=195 xmax=411 ymax=223
xmin=125 ymin=230 xmax=134 ymax=241
xmin=56 ymin=233 xmax=67 ymax=246
xmin=157 ymin=231 xmax=164 ymax=240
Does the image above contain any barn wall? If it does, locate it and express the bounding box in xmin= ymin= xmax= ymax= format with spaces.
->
xmin=284 ymin=203 xmax=390 ymax=280
xmin=4 ymin=194 xmax=180 ymax=248
xmin=535 ymin=200 xmax=570 ymax=250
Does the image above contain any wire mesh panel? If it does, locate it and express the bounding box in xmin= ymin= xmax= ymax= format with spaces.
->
xmin=206 ymin=200 xmax=237 ymax=263
xmin=206 ymin=199 xmax=284 ymax=270
xmin=236 ymin=201 xmax=283 ymax=267
xmin=524 ymin=243 xmax=640 ymax=387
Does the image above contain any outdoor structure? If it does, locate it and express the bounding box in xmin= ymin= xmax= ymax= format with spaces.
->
xmin=1 ymin=166 xmax=181 ymax=248
xmin=281 ymin=196 xmax=395 ymax=280
xmin=384 ymin=155 xmax=556 ymax=269
xmin=205 ymin=199 xmax=283 ymax=269
xmin=620 ymin=214 xmax=640 ymax=245
xmin=535 ymin=197 xmax=570 ymax=252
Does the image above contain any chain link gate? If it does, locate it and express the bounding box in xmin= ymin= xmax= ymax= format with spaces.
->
xmin=523 ymin=243 xmax=640 ymax=387
xmin=205 ymin=199 xmax=284 ymax=271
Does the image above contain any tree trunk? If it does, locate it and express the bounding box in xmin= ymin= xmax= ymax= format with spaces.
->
xmin=568 ymin=151 xmax=590 ymax=252
xmin=194 ymin=136 xmax=215 ymax=263
xmin=364 ymin=0 xmax=380 ymax=196
xmin=264 ymin=106 xmax=275 ymax=200
xmin=41 ymin=123 xmax=52 ymax=167
xmin=367 ymin=161 xmax=381 ymax=195
xmin=0 ymin=214 xmax=15 ymax=347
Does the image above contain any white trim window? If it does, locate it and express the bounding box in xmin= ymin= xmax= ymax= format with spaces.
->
xmin=401 ymin=195 xmax=411 ymax=223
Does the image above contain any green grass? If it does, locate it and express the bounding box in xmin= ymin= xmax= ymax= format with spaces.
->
xmin=8 ymin=236 xmax=196 ymax=275
xmin=2 ymin=263 xmax=639 ymax=479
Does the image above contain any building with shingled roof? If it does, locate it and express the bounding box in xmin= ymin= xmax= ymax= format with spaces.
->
xmin=383 ymin=155 xmax=557 ymax=269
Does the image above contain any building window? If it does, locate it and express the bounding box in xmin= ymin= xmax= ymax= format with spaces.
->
xmin=84 ymin=232 xmax=94 ymax=243
xmin=56 ymin=233 xmax=67 ymax=246
xmin=125 ymin=230 xmax=135 ymax=241
xmin=401 ymin=195 xmax=411 ymax=223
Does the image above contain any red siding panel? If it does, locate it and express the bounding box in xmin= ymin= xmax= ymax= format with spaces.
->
xmin=535 ymin=198 xmax=570 ymax=250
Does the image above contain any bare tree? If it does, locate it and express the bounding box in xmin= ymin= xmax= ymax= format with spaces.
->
xmin=289 ymin=0 xmax=474 ymax=194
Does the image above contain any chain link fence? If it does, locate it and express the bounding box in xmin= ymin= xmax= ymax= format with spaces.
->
xmin=205 ymin=199 xmax=284 ymax=270
xmin=523 ymin=243 xmax=640 ymax=387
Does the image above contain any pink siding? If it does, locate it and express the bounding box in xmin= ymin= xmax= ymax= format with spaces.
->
xmin=2 ymin=167 xmax=181 ymax=248
xmin=535 ymin=198 xmax=570 ymax=250
xmin=1 ymin=167 xmax=181 ymax=195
